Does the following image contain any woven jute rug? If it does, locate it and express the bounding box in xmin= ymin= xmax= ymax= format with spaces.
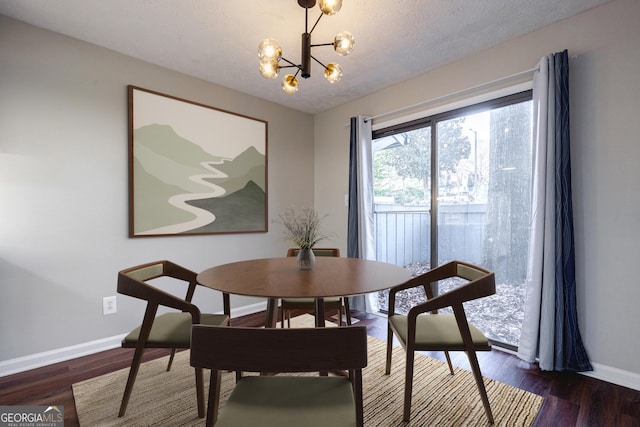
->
xmin=73 ymin=315 xmax=543 ymax=426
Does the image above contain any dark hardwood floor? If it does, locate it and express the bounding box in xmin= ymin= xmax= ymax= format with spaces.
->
xmin=1 ymin=310 xmax=639 ymax=426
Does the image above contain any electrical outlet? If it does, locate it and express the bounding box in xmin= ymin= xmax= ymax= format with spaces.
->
xmin=103 ymin=296 xmax=117 ymax=315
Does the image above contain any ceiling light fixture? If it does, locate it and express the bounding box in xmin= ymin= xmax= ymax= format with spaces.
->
xmin=258 ymin=0 xmax=355 ymax=94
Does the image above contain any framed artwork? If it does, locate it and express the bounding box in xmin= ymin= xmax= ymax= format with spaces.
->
xmin=128 ymin=86 xmax=268 ymax=237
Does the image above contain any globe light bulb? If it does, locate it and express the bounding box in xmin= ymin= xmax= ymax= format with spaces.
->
xmin=258 ymin=38 xmax=282 ymax=62
xmin=334 ymin=31 xmax=355 ymax=56
xmin=282 ymin=75 xmax=298 ymax=94
xmin=324 ymin=63 xmax=342 ymax=83
xmin=259 ymin=59 xmax=279 ymax=79
xmin=319 ymin=0 xmax=342 ymax=15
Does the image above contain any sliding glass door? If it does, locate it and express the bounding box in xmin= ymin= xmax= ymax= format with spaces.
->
xmin=373 ymin=92 xmax=533 ymax=349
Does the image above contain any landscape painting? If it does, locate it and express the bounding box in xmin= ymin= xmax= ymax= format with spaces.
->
xmin=128 ymin=86 xmax=268 ymax=237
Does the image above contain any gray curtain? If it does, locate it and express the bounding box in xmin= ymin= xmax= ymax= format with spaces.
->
xmin=347 ymin=115 xmax=374 ymax=312
xmin=518 ymin=50 xmax=592 ymax=371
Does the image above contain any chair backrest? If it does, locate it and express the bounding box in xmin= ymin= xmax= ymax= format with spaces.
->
xmin=192 ymin=325 xmax=367 ymax=426
xmin=117 ymin=260 xmax=202 ymax=319
xmin=191 ymin=325 xmax=367 ymax=373
xmin=449 ymin=260 xmax=495 ymax=300
xmin=455 ymin=262 xmax=490 ymax=282
xmin=286 ymin=247 xmax=340 ymax=257
xmin=417 ymin=260 xmax=494 ymax=314
xmin=389 ymin=260 xmax=495 ymax=317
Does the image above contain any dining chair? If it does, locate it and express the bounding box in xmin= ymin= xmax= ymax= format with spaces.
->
xmin=281 ymin=247 xmax=351 ymax=327
xmin=190 ymin=325 xmax=368 ymax=427
xmin=116 ymin=260 xmax=230 ymax=418
xmin=385 ymin=260 xmax=496 ymax=423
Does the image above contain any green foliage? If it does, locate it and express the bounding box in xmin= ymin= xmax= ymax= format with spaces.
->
xmin=373 ymin=118 xmax=471 ymax=206
xmin=437 ymin=118 xmax=471 ymax=172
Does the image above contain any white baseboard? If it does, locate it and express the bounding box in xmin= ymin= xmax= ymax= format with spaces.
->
xmin=0 ymin=334 xmax=126 ymax=377
xmin=492 ymin=347 xmax=640 ymax=391
xmin=0 ymin=302 xmax=267 ymax=378
xmin=582 ymin=362 xmax=640 ymax=391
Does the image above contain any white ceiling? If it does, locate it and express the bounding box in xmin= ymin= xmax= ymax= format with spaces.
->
xmin=0 ymin=0 xmax=611 ymax=114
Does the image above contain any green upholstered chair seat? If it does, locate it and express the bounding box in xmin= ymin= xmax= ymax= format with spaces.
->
xmin=215 ymin=376 xmax=357 ymax=427
xmin=389 ymin=313 xmax=490 ymax=350
xmin=123 ymin=312 xmax=229 ymax=348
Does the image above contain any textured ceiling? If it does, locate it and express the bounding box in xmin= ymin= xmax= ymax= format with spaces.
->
xmin=0 ymin=0 xmax=611 ymax=114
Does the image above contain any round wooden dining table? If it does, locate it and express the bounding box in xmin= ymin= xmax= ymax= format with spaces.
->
xmin=197 ymin=256 xmax=411 ymax=327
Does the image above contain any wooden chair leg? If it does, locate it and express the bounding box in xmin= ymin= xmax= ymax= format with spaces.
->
xmin=385 ymin=326 xmax=394 ymax=375
xmin=206 ymin=370 xmax=222 ymax=427
xmin=344 ymin=298 xmax=352 ymax=325
xmin=403 ymin=349 xmax=415 ymax=422
xmin=167 ymin=348 xmax=177 ymax=371
xmin=353 ymin=370 xmax=364 ymax=427
xmin=444 ymin=350 xmax=455 ymax=375
xmin=118 ymin=346 xmax=145 ymax=417
xmin=466 ymin=350 xmax=494 ymax=424
xmin=195 ymin=366 xmax=205 ymax=418
xmin=280 ymin=305 xmax=285 ymax=328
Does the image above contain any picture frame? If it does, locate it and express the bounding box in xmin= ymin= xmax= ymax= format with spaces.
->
xmin=128 ymin=85 xmax=268 ymax=237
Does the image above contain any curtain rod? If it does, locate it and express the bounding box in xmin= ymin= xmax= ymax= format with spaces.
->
xmin=362 ymin=66 xmax=539 ymax=124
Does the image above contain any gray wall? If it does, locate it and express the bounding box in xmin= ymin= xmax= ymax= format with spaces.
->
xmin=0 ymin=15 xmax=315 ymax=364
xmin=2 ymin=0 xmax=640 ymax=390
xmin=314 ymin=0 xmax=640 ymax=387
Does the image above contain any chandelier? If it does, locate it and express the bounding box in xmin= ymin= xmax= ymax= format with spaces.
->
xmin=257 ymin=0 xmax=355 ymax=94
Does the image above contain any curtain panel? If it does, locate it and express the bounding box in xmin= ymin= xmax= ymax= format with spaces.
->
xmin=518 ymin=50 xmax=592 ymax=372
xmin=347 ymin=116 xmax=374 ymax=312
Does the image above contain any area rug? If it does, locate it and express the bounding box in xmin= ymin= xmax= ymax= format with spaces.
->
xmin=73 ymin=315 xmax=543 ymax=426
